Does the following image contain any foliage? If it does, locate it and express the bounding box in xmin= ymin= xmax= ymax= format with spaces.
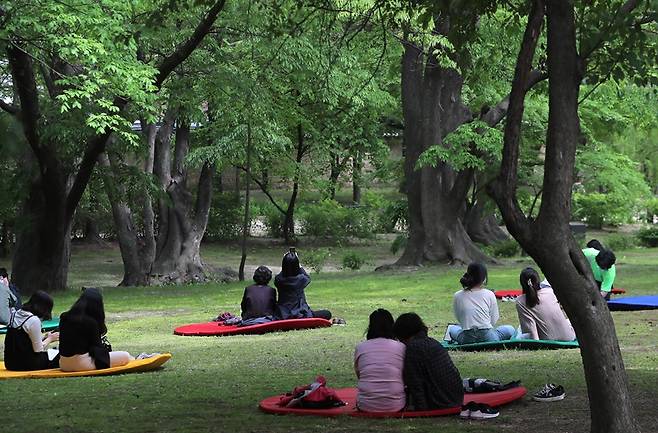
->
xmin=205 ymin=193 xmax=244 ymax=241
xmin=637 ymin=226 xmax=658 ymax=248
xmin=645 ymin=197 xmax=658 ymax=221
xmin=490 ymin=239 xmax=521 ymax=258
xmin=261 ymin=204 xmax=285 ymax=238
xmin=379 ymin=198 xmax=408 ymax=233
xmin=573 ymin=147 xmax=651 ymax=228
xmin=304 ymin=249 xmax=330 ymax=274
xmin=342 ymin=251 xmax=367 ymax=270
xmin=300 ymin=200 xmax=375 ymax=240
xmin=390 ymin=234 xmax=408 ymax=255
xmin=605 ymin=234 xmax=638 ymax=252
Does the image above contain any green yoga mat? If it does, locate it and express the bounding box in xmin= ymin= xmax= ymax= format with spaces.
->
xmin=441 ymin=338 xmax=579 ymax=351
xmin=0 ymin=318 xmax=60 ymax=335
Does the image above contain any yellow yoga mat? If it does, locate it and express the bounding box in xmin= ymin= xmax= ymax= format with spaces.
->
xmin=0 ymin=353 xmax=172 ymax=379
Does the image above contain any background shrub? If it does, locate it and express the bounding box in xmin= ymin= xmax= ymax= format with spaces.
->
xmin=390 ymin=234 xmax=408 ymax=254
xmin=491 ymin=239 xmax=521 ymax=257
xmin=262 ymin=204 xmax=285 ymax=238
xmin=342 ymin=251 xmax=367 ymax=270
xmin=205 ymin=192 xmax=243 ymax=241
xmin=379 ymin=198 xmax=408 ymax=233
xmin=605 ymin=233 xmax=638 ymax=251
xmin=304 ymin=248 xmax=330 ymax=273
xmin=300 ymin=200 xmax=375 ymax=239
xmin=637 ymin=226 xmax=658 ymax=247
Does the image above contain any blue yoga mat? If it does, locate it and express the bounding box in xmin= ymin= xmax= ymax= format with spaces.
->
xmin=607 ymin=295 xmax=658 ymax=311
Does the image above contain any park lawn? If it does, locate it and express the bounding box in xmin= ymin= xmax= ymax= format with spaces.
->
xmin=0 ymin=243 xmax=656 ymax=433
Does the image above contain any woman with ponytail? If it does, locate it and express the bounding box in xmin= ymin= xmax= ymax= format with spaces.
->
xmin=516 ymin=268 xmax=575 ymax=341
xmin=447 ymin=263 xmax=515 ymax=344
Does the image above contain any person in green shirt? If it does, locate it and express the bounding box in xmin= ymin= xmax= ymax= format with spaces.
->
xmin=582 ymin=247 xmax=616 ymax=300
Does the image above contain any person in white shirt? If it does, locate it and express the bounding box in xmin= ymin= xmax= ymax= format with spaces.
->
xmin=448 ymin=263 xmax=515 ymax=344
xmin=515 ymin=267 xmax=575 ymax=341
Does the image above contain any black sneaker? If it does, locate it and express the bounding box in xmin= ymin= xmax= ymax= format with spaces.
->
xmin=460 ymin=402 xmax=499 ymax=420
xmin=533 ymin=384 xmax=565 ymax=402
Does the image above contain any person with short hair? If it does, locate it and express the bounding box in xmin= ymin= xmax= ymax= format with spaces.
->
xmin=354 ymin=309 xmax=406 ymax=412
xmin=240 ymin=266 xmax=277 ymax=321
xmin=448 ymin=263 xmax=516 ymax=344
xmin=3 ymin=291 xmax=60 ymax=371
xmin=393 ymin=313 xmax=463 ymax=410
xmin=586 ymin=239 xmax=604 ymax=251
xmin=58 ymin=288 xmax=133 ymax=371
xmin=274 ymin=250 xmax=331 ymax=320
xmin=516 ymin=267 xmax=575 ymax=341
xmin=582 ymin=247 xmax=616 ymax=300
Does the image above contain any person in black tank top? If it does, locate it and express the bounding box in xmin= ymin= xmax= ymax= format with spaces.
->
xmin=4 ymin=291 xmax=59 ymax=371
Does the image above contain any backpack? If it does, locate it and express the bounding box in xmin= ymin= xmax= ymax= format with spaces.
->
xmin=278 ymin=376 xmax=345 ymax=409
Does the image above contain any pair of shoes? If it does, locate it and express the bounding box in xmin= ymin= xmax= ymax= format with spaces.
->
xmin=331 ymin=318 xmax=346 ymax=325
xmin=136 ymin=352 xmax=160 ymax=360
xmin=459 ymin=402 xmax=499 ymax=420
xmin=533 ymin=384 xmax=566 ymax=402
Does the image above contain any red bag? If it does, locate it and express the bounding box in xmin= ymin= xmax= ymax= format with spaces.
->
xmin=278 ymin=376 xmax=345 ymax=409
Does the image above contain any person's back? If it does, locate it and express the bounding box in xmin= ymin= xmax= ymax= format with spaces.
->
xmin=274 ymin=271 xmax=312 ymax=319
xmin=453 ymin=288 xmax=498 ymax=331
xmin=394 ymin=313 xmax=463 ymax=411
xmin=354 ymin=309 xmax=405 ymax=412
xmin=516 ymin=281 xmax=575 ymax=341
xmin=582 ymin=247 xmax=616 ymax=297
xmin=241 ymin=266 xmax=277 ymax=320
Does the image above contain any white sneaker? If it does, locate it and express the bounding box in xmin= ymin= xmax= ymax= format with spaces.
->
xmin=136 ymin=352 xmax=160 ymax=360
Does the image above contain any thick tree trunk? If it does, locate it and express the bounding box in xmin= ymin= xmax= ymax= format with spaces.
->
xmin=151 ymin=121 xmax=216 ymax=283
xmin=464 ymin=199 xmax=508 ymax=245
xmin=489 ymin=2 xmax=639 ymax=432
xmin=80 ymin=216 xmax=106 ymax=245
xmin=396 ymin=37 xmax=488 ymax=266
xmin=11 ymin=183 xmax=71 ymax=294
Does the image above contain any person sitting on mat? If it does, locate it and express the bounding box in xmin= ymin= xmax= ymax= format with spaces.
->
xmin=582 ymin=246 xmax=616 ymax=300
xmin=274 ymin=249 xmax=331 ymax=320
xmin=354 ymin=309 xmax=406 ymax=412
xmin=58 ymin=288 xmax=134 ymax=371
xmin=448 ymin=263 xmax=516 ymax=344
xmin=240 ymin=266 xmax=277 ymax=324
xmin=0 ymin=268 xmax=21 ymax=325
xmin=515 ymin=267 xmax=575 ymax=341
xmin=3 ymin=291 xmax=60 ymax=371
xmin=393 ymin=313 xmax=463 ymax=410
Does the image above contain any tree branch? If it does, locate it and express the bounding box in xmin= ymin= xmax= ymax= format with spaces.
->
xmin=488 ymin=0 xmax=545 ymax=242
xmin=236 ymin=165 xmax=286 ymax=215
xmin=153 ymin=0 xmax=227 ymax=88
xmin=0 ymin=99 xmax=18 ymax=115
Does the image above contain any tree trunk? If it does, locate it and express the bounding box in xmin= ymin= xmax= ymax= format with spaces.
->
xmin=464 ymin=198 xmax=508 ymax=245
xmin=0 ymin=222 xmax=10 ymax=258
xmin=80 ymin=215 xmax=106 ymax=245
xmin=328 ymin=153 xmax=341 ymax=200
xmin=283 ymin=124 xmax=305 ymax=244
xmin=395 ymin=36 xmax=489 ymax=266
xmin=352 ymin=152 xmax=362 ymax=204
xmin=239 ymin=121 xmax=253 ymax=282
xmin=11 ymin=182 xmax=71 ymax=294
xmin=150 ymin=121 xmax=216 ymax=284
xmin=100 ymin=152 xmax=151 ymax=287
xmin=489 ymin=2 xmax=639 ymax=432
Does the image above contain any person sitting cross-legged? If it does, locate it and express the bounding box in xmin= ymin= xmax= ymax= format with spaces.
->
xmin=240 ymin=266 xmax=277 ymax=325
xmin=448 ymin=263 xmax=516 ymax=344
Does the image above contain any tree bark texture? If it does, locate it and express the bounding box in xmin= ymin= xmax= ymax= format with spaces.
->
xmin=488 ymin=2 xmax=639 ymax=432
xmin=464 ymin=198 xmax=508 ymax=245
xmin=396 ymin=35 xmax=489 ymax=266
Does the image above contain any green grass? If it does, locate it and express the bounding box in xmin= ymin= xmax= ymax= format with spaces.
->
xmin=0 ymin=237 xmax=656 ymax=433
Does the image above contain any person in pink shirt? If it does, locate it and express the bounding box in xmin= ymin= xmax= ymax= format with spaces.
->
xmin=353 ymin=309 xmax=406 ymax=412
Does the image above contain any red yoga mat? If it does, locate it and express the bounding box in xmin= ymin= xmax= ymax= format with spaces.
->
xmin=259 ymin=386 xmax=527 ymax=418
xmin=174 ymin=318 xmax=332 ymax=336
xmin=494 ymin=288 xmax=626 ymax=299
